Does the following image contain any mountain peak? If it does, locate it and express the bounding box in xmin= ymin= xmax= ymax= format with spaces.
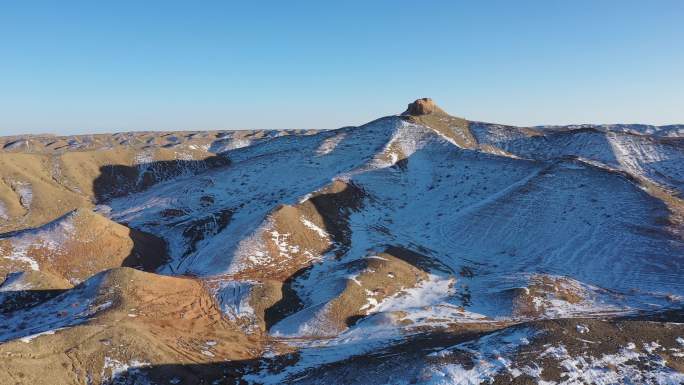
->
xmin=402 ymin=98 xmax=446 ymax=116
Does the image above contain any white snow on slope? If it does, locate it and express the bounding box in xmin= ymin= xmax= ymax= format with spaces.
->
xmin=300 ymin=217 xmax=328 ymax=239
xmin=14 ymin=182 xmax=33 ymax=210
xmin=92 ymin=116 xmax=684 ymax=384
xmin=0 ymin=199 xmax=8 ymax=220
xmin=1 ymin=211 xmax=79 ymax=272
xmin=424 ymin=327 xmax=535 ymax=385
xmin=0 ymin=271 xmax=32 ymax=292
xmin=103 ymin=357 xmax=151 ymax=384
xmin=19 ymin=328 xmax=64 ymax=343
xmin=247 ymin=313 xmax=407 ymax=384
xmin=108 ymin=118 xmax=401 ymax=276
xmin=372 ymin=274 xmax=455 ymax=314
xmin=210 ymin=137 xmax=252 ymax=153
xmin=471 ymin=122 xmax=684 ymax=193
xmin=104 ymin=117 xmax=683 ymax=325
xmin=535 ymin=344 xmax=684 ymax=385
xmin=213 ymin=280 xmax=257 ymax=329
xmin=316 ymin=132 xmax=347 ymax=156
xmin=340 ymin=139 xmax=683 ymax=313
xmin=0 ymin=272 xmax=108 ymax=343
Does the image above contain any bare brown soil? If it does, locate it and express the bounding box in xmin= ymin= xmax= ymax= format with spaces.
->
xmin=325 ymin=251 xmax=430 ymax=332
xmin=0 ymin=268 xmax=270 ymax=385
xmin=236 ymin=180 xmax=364 ymax=281
xmin=0 ymin=209 xmax=168 ymax=286
xmin=512 ymin=275 xmax=586 ymax=318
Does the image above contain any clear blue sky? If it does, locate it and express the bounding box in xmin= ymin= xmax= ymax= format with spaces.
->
xmin=1 ymin=1 xmax=682 ymax=136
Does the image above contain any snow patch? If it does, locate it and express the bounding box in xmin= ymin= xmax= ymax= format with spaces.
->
xmin=537 ymin=343 xmax=684 ymax=385
xmin=2 ymin=211 xmax=80 ymax=272
xmin=0 ymin=272 xmax=107 ymax=344
xmin=300 ymin=217 xmax=328 ymax=239
xmin=0 ymin=199 xmax=8 ymax=220
xmin=102 ymin=357 xmax=151 ymax=383
xmin=14 ymin=182 xmax=33 ymax=209
xmin=19 ymin=328 xmax=64 ymax=343
xmin=214 ymin=280 xmax=257 ymax=331
xmin=316 ymin=132 xmax=346 ymax=156
xmin=373 ymin=274 xmax=455 ymax=314
xmin=425 ymin=328 xmax=536 ymax=384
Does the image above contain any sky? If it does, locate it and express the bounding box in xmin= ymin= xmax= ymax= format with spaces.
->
xmin=0 ymin=1 xmax=683 ymax=136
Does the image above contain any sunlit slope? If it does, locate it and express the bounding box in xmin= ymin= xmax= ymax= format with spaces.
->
xmin=1 ymin=99 xmax=682 ymax=384
xmin=102 ymin=101 xmax=683 ymax=332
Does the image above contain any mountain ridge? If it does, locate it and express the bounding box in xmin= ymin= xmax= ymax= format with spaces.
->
xmin=1 ymin=99 xmax=683 ymax=384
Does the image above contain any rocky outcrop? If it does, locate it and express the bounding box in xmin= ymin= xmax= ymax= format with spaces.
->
xmin=402 ymin=98 xmax=445 ymax=116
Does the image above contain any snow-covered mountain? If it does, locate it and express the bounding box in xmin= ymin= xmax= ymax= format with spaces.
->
xmin=1 ymin=99 xmax=683 ymax=384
